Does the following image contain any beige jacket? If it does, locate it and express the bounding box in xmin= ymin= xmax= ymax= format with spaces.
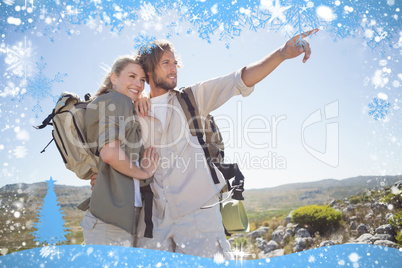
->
xmin=139 ymin=68 xmax=254 ymax=221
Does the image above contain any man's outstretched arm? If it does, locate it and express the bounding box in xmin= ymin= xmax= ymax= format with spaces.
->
xmin=241 ymin=29 xmax=319 ymax=87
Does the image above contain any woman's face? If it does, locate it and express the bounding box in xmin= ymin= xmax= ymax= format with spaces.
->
xmin=111 ymin=63 xmax=146 ymax=102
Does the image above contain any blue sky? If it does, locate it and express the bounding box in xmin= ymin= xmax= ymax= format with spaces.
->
xmin=0 ymin=1 xmax=401 ymax=189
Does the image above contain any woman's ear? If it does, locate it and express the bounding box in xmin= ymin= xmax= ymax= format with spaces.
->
xmin=110 ymin=73 xmax=116 ymax=88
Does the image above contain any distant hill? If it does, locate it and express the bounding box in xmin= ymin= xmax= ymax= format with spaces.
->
xmin=0 ymin=182 xmax=91 ymax=209
xmin=1 ymin=175 xmax=400 ymax=213
xmin=243 ymin=175 xmax=402 ymax=213
xmin=0 ymin=175 xmax=401 ymax=255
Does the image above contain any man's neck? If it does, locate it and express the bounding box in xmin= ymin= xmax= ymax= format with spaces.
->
xmin=150 ymin=87 xmax=169 ymax=98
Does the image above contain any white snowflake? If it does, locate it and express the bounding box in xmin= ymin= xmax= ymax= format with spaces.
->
xmin=2 ymin=37 xmax=35 ymax=81
xmin=372 ymin=70 xmax=389 ymax=88
xmin=0 ymin=82 xmax=26 ymax=98
xmin=3 ymin=0 xmax=15 ymax=6
xmin=13 ymin=146 xmax=27 ymax=158
xmin=392 ymin=80 xmax=400 ymax=87
xmin=308 ymin=254 xmax=316 ymax=263
xmin=348 ymin=252 xmax=360 ymax=263
xmin=267 ymin=0 xmax=292 ymax=24
xmin=213 ymin=252 xmax=225 ymax=265
xmin=39 ymin=246 xmax=59 ymax=259
xmin=86 ymin=16 xmax=98 ymax=30
xmin=140 ymin=2 xmax=157 ymax=21
xmin=91 ymin=0 xmax=102 ymax=5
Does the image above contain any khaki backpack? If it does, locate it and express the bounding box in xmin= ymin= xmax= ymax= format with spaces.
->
xmin=35 ymin=92 xmax=99 ymax=180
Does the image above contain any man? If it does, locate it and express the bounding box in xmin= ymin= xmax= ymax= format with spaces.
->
xmin=133 ymin=29 xmax=318 ymax=258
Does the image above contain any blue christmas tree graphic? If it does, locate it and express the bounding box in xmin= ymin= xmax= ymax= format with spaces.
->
xmin=30 ymin=177 xmax=70 ymax=246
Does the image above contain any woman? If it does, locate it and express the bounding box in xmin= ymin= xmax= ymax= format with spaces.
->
xmin=80 ymin=56 xmax=158 ymax=246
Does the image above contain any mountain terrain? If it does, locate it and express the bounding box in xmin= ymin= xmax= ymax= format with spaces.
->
xmin=0 ymin=175 xmax=401 ymax=257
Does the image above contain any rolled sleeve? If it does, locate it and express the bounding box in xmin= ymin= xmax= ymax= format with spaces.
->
xmin=191 ymin=68 xmax=255 ymax=116
xmin=97 ymin=93 xmax=134 ymax=151
xmin=235 ymin=67 xmax=254 ymax=97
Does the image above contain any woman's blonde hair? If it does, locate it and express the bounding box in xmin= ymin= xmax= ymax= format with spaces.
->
xmin=95 ymin=56 xmax=142 ymax=97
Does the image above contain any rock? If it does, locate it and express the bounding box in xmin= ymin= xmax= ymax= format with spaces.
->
xmin=284 ymin=211 xmax=293 ymax=226
xmin=246 ymin=227 xmax=269 ymax=239
xmin=272 ymin=228 xmax=285 ymax=245
xmin=375 ymin=214 xmax=384 ymax=221
xmin=342 ymin=205 xmax=354 ymax=213
xmin=357 ymin=224 xmax=370 ymax=235
xmin=370 ymin=234 xmax=396 ymax=243
xmin=255 ymin=237 xmax=268 ymax=250
xmin=286 ymin=223 xmax=298 ymax=229
xmin=394 ymin=180 xmax=402 ymax=190
xmin=285 ymin=227 xmax=294 ymax=236
xmin=372 ymin=202 xmax=387 ymax=212
xmin=350 ymin=221 xmax=357 ymax=230
xmin=356 ymin=233 xmax=373 ymax=243
xmin=293 ymin=238 xmax=306 ymax=252
xmin=320 ymin=240 xmax=335 ymax=247
xmin=293 ymin=237 xmax=313 ymax=252
xmin=373 ymin=240 xmax=399 ymax=249
xmin=386 ymin=213 xmax=394 ymax=221
xmin=349 ymin=216 xmax=358 ymax=221
xmin=329 ymin=200 xmax=337 ymax=206
xmin=305 ymin=237 xmax=314 ymax=246
xmin=264 ymin=249 xmax=285 ymax=258
xmin=375 ymin=224 xmax=396 ymax=236
xmin=365 ymin=213 xmax=374 ymax=221
xmin=264 ymin=240 xmax=279 ymax=254
xmin=283 ymin=233 xmax=292 ymax=242
xmin=296 ymin=228 xmax=311 ymax=238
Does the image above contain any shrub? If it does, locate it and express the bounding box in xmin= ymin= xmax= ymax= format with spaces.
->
xmin=233 ymin=237 xmax=248 ymax=248
xmin=249 ymin=222 xmax=257 ymax=232
xmin=381 ymin=192 xmax=402 ymax=209
xmin=389 ymin=211 xmax=402 ymax=247
xmin=349 ymin=196 xmax=361 ymax=204
xmin=291 ymin=205 xmax=342 ymax=234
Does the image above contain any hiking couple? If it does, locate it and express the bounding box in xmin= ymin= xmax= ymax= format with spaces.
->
xmin=80 ymin=30 xmax=318 ymax=258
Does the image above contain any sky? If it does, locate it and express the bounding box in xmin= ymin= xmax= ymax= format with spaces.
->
xmin=0 ymin=0 xmax=401 ymax=190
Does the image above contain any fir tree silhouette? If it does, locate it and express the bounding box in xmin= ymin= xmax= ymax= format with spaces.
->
xmin=31 ymin=177 xmax=70 ymax=246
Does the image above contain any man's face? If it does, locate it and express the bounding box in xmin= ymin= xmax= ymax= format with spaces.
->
xmin=150 ymin=50 xmax=178 ymax=90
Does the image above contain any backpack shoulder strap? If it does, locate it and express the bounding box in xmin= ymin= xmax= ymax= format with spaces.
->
xmin=176 ymin=87 xmax=202 ymax=137
xmin=176 ymin=87 xmax=219 ymax=184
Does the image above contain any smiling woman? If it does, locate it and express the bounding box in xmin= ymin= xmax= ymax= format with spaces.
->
xmin=79 ymin=55 xmax=158 ymax=247
xmin=95 ymin=56 xmax=146 ymax=101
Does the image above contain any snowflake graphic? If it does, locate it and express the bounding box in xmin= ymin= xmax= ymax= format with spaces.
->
xmin=13 ymin=145 xmax=27 ymax=159
xmin=368 ymin=97 xmax=391 ymax=120
xmin=308 ymin=254 xmax=316 ymax=263
xmin=245 ymin=9 xmax=271 ymax=32
xmin=364 ymin=26 xmax=394 ymax=51
xmin=0 ymin=82 xmax=26 ymax=98
xmin=23 ymin=57 xmax=67 ymax=117
xmin=3 ymin=0 xmax=15 ymax=6
xmin=134 ymin=33 xmax=157 ymax=54
xmin=139 ymin=2 xmax=158 ymax=21
xmin=2 ymin=37 xmax=35 ymax=82
xmin=269 ymin=0 xmax=320 ymax=47
xmin=0 ymin=0 xmax=399 ymax=51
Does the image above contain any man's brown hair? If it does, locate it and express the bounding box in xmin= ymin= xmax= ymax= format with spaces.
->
xmin=136 ymin=39 xmax=180 ymax=83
